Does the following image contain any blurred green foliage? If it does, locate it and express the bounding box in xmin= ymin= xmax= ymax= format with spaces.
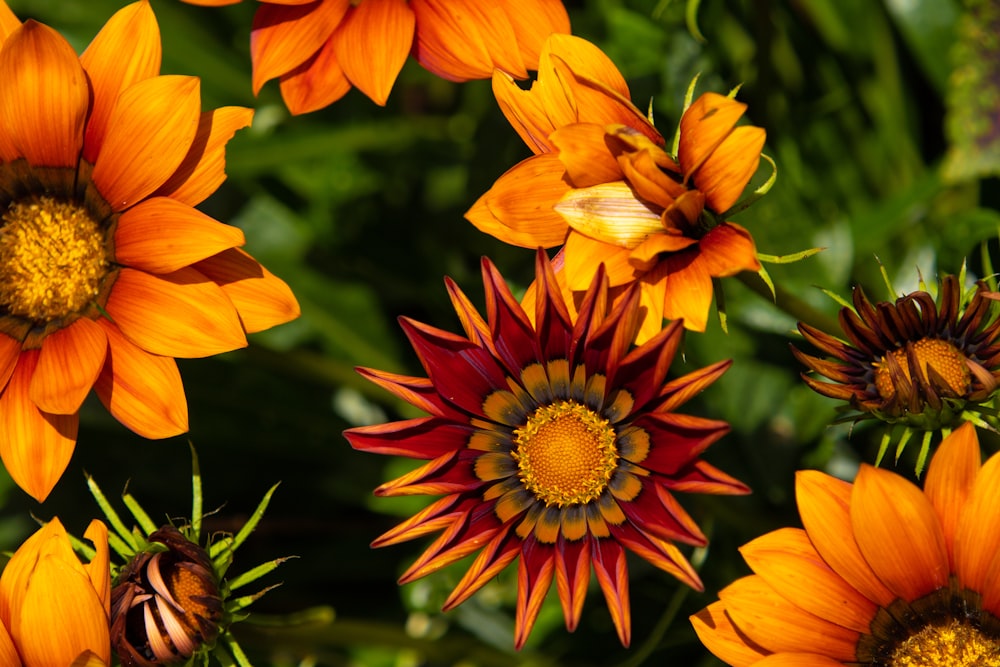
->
xmin=2 ymin=0 xmax=999 ymax=665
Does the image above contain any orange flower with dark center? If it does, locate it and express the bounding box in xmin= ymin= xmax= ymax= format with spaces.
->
xmin=181 ymin=0 xmax=571 ymax=114
xmin=0 ymin=1 xmax=300 ymax=502
xmin=344 ymin=250 xmax=748 ymax=648
xmin=466 ymin=34 xmax=767 ymax=340
xmin=691 ymin=421 xmax=1000 ymax=666
xmin=792 ymin=275 xmax=1000 ymax=432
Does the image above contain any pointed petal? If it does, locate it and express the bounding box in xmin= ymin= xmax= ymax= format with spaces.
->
xmin=696 ymin=125 xmax=766 ymax=213
xmin=411 ymin=0 xmax=523 ymax=82
xmin=514 ymin=541 xmax=555 ymax=649
xmin=851 ymin=464 xmax=949 ymax=601
xmin=659 ymin=250 xmax=713 ymax=332
xmin=0 ymin=2 xmax=19 ymax=44
xmin=690 ymin=601 xmax=769 ymax=667
xmin=498 ymin=0 xmax=570 ymax=70
xmin=955 ymin=443 xmax=1000 ymax=601
xmin=739 ymin=527 xmax=878 ymax=632
xmin=194 ymin=248 xmax=300 ymax=334
xmin=251 ymin=0 xmax=349 ymax=94
xmin=465 ymin=154 xmax=571 ymax=248
xmin=795 ymin=470 xmax=896 ymax=607
xmin=372 ymin=495 xmax=477 ymax=547
xmin=333 ymin=0 xmax=413 ymax=106
xmin=154 ymin=106 xmax=254 ymax=205
xmin=94 ymin=319 xmax=187 ymax=438
xmin=0 ymin=21 xmax=87 ymax=166
xmin=90 ymin=75 xmax=201 ymax=210
xmin=105 ymin=267 xmax=247 ymax=358
xmin=591 ymin=538 xmax=631 ymax=646
xmin=344 ymin=416 xmax=472 ymax=459
xmin=0 ymin=350 xmax=78 ymax=502
xmin=82 ymin=520 xmax=111 ymax=615
xmin=718 ymin=576 xmax=859 ymax=659
xmin=443 ymin=526 xmax=521 ymax=610
xmin=924 ymin=421 xmax=980 ymax=567
xmin=550 ymin=122 xmax=623 ymax=187
xmin=553 ymin=536 xmax=591 ymax=631
xmin=80 ymin=0 xmax=161 ymax=163
xmin=698 ymin=222 xmax=761 ymax=277
xmin=556 ymin=181 xmax=663 ymax=249
xmin=678 ymin=92 xmax=748 ymax=182
xmin=0 ymin=333 xmax=20 ymax=390
xmin=115 ymin=198 xmax=245 ymax=273
xmin=278 ymin=35 xmax=352 ymax=115
xmin=29 ymin=317 xmax=107 ymax=415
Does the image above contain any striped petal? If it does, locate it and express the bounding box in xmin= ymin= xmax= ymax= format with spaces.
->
xmin=29 ymin=317 xmax=107 ymax=415
xmin=924 ymin=421 xmax=980 ymax=567
xmin=690 ymin=601 xmax=769 ymax=667
xmin=251 ymin=0 xmax=349 ymax=94
xmin=332 ymin=0 xmax=413 ymax=106
xmin=193 ymin=248 xmax=300 ymax=334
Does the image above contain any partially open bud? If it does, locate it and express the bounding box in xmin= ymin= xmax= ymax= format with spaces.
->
xmin=110 ymin=526 xmax=223 ymax=666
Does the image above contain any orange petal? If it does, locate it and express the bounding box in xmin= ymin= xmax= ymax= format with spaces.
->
xmin=718 ymin=576 xmax=859 ymax=660
xmin=754 ymin=655 xmax=845 ymax=667
xmin=513 ymin=547 xmax=555 ymax=649
xmin=550 ymin=122 xmax=624 ymax=187
xmin=278 ymin=35 xmax=353 ymax=115
xmin=154 ymin=106 xmax=254 ymax=206
xmin=0 ymin=350 xmax=78 ymax=502
xmin=678 ymin=92 xmax=748 ymax=183
xmin=695 ymin=125 xmax=766 ymax=214
xmin=955 ymin=443 xmax=1000 ymax=600
xmin=105 ymin=266 xmax=247 ymax=357
xmin=465 ymin=154 xmax=570 ymax=248
xmin=628 ymin=231 xmax=699 ymax=271
xmin=660 ymin=250 xmax=713 ymax=332
xmin=115 ymin=197 xmax=246 ymax=273
xmin=94 ymin=319 xmax=187 ymax=438
xmin=556 ymin=181 xmax=663 ymax=249
xmin=82 ymin=520 xmax=111 ymax=615
xmin=850 ymin=464 xmax=949 ymax=601
xmin=0 ymin=21 xmax=87 ymax=166
xmin=0 ymin=622 xmax=18 ymax=667
xmin=739 ymin=527 xmax=878 ymax=633
xmin=0 ymin=2 xmax=20 ymax=44
xmin=0 ymin=332 xmax=20 ymax=390
xmin=0 ymin=518 xmax=78 ymax=626
xmin=492 ymin=69 xmax=560 ymax=154
xmin=698 ymin=222 xmax=761 ymax=277
xmin=90 ymin=75 xmax=201 ymax=210
xmin=498 ymin=0 xmax=570 ymax=70
xmin=29 ymin=318 xmax=107 ymax=415
xmin=634 ymin=273 xmax=667 ymax=344
xmin=251 ymin=0 xmax=349 ymax=94
xmin=332 ymin=0 xmax=413 ymax=106
xmin=411 ymin=0 xmax=522 ymax=81
xmin=690 ymin=601 xmax=769 ymax=667
xmin=616 ymin=142 xmax=686 ymax=208
xmin=795 ymin=470 xmax=896 ymax=607
xmin=563 ymin=230 xmax=636 ymax=290
xmin=194 ymin=248 xmax=301 ymax=333
xmin=80 ymin=0 xmax=162 ymax=163
xmin=924 ymin=421 xmax=980 ymax=567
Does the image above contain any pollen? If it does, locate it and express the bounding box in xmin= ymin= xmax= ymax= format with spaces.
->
xmin=0 ymin=196 xmax=109 ymax=322
xmin=512 ymin=400 xmax=618 ymax=507
xmin=874 ymin=339 xmax=970 ymax=400
xmin=888 ymin=617 xmax=1000 ymax=667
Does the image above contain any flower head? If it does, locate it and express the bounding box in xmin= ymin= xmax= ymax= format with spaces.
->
xmin=691 ymin=421 xmax=1000 ymax=666
xmin=182 ymin=0 xmax=570 ymax=114
xmin=792 ymin=274 xmax=1000 ymax=469
xmin=0 ymin=518 xmax=111 ymax=666
xmin=344 ymin=250 xmax=748 ymax=648
xmin=466 ymin=35 xmax=768 ymax=340
xmin=0 ymin=1 xmax=300 ymax=501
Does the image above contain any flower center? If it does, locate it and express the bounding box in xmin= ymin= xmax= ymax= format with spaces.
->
xmin=0 ymin=195 xmax=109 ymax=322
xmin=888 ymin=617 xmax=1000 ymax=666
xmin=512 ymin=400 xmax=618 ymax=507
xmin=874 ymin=339 xmax=970 ymax=400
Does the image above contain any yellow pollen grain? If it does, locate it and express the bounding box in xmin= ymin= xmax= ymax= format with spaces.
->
xmin=512 ymin=400 xmax=618 ymax=507
xmin=168 ymin=567 xmax=217 ymax=620
xmin=874 ymin=339 xmax=970 ymax=400
xmin=889 ymin=617 xmax=1000 ymax=667
xmin=0 ymin=196 xmax=108 ymax=322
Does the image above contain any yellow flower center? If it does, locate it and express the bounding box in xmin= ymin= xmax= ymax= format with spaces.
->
xmin=512 ymin=400 xmax=618 ymax=507
xmin=874 ymin=339 xmax=970 ymax=400
xmin=889 ymin=617 xmax=1000 ymax=666
xmin=0 ymin=196 xmax=109 ymax=322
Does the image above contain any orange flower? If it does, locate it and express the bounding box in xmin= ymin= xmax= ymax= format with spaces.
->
xmin=466 ymin=34 xmax=767 ymax=340
xmin=345 ymin=250 xmax=748 ymax=648
xmin=0 ymin=1 xmax=300 ymax=502
xmin=691 ymin=422 xmax=1000 ymax=666
xmin=0 ymin=518 xmax=111 ymax=666
xmin=181 ymin=0 xmax=571 ymax=114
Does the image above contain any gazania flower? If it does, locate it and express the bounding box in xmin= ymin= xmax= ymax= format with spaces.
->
xmin=344 ymin=250 xmax=748 ymax=648
xmin=466 ymin=34 xmax=767 ymax=340
xmin=181 ymin=0 xmax=571 ymax=114
xmin=0 ymin=2 xmax=300 ymax=502
xmin=691 ymin=421 xmax=1000 ymax=666
xmin=792 ymin=274 xmax=1000 ymax=469
xmin=0 ymin=518 xmax=111 ymax=666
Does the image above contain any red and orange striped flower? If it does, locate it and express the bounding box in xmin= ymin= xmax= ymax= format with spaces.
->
xmin=345 ymin=250 xmax=748 ymax=648
xmin=0 ymin=1 xmax=300 ymax=502
xmin=182 ymin=0 xmax=571 ymax=114
xmin=466 ymin=35 xmax=767 ymax=341
xmin=0 ymin=518 xmax=111 ymax=666
xmin=691 ymin=421 xmax=1000 ymax=666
